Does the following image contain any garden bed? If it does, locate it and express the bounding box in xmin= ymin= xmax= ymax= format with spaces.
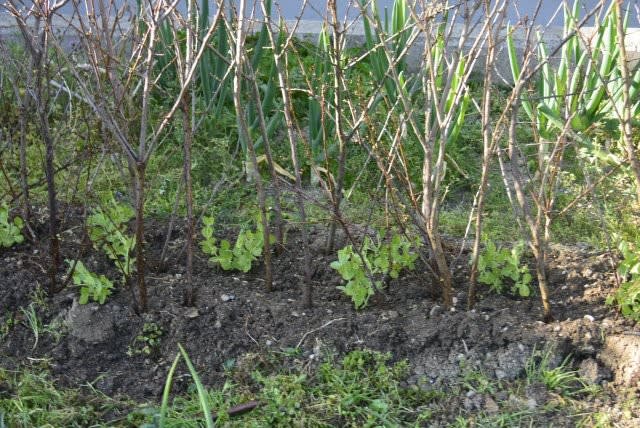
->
xmin=0 ymin=212 xmax=638 ymax=425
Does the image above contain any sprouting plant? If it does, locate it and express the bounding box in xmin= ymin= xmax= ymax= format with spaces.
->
xmin=87 ymin=197 xmax=136 ymax=282
xmin=331 ymin=245 xmax=374 ymax=309
xmin=200 ymin=214 xmax=273 ymax=273
xmin=159 ymin=344 xmax=215 ymax=427
xmin=0 ymin=312 xmax=16 ymax=341
xmin=477 ymin=240 xmax=532 ymax=297
xmin=524 ymin=347 xmax=594 ymax=397
xmin=65 ymin=260 xmax=114 ymax=305
xmin=606 ymin=239 xmax=640 ymax=320
xmin=127 ymin=322 xmax=163 ymax=357
xmin=19 ymin=303 xmax=41 ymax=350
xmin=0 ymin=204 xmax=24 ymax=248
xmin=331 ymin=232 xmax=418 ymax=309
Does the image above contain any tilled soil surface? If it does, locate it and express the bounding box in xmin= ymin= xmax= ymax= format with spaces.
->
xmin=1 ymin=213 xmax=639 ymax=425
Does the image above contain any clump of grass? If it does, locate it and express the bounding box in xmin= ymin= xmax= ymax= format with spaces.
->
xmin=524 ymin=346 xmax=599 ymax=398
xmin=150 ymin=347 xmax=439 ymax=427
xmin=0 ymin=365 xmax=136 ymax=427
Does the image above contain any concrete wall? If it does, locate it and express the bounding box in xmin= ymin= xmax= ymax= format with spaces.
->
xmin=6 ymin=1 xmax=636 ymax=25
xmin=2 ymin=1 xmax=640 ymax=84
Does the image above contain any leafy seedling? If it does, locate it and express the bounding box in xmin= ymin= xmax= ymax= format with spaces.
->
xmin=200 ymin=214 xmax=273 ymax=273
xmin=478 ymin=240 xmax=532 ymax=297
xmin=87 ymin=197 xmax=136 ymax=282
xmin=66 ymin=260 xmax=114 ymax=304
xmin=607 ymin=239 xmax=640 ymax=320
xmin=128 ymin=322 xmax=163 ymax=357
xmin=0 ymin=204 xmax=24 ymax=248
xmin=331 ymin=232 xmax=418 ymax=309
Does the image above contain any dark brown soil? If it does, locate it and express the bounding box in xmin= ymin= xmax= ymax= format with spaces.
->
xmin=1 ymin=211 xmax=639 ymax=424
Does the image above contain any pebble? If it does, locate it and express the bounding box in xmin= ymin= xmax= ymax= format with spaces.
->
xmin=429 ymin=305 xmax=443 ymax=318
xmin=484 ymin=396 xmax=499 ymax=414
xmin=583 ymin=314 xmax=595 ymax=322
xmin=184 ymin=308 xmax=199 ymax=318
xmin=220 ymin=294 xmax=235 ymax=302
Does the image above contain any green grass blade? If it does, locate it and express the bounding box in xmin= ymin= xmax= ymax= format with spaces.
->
xmin=178 ymin=344 xmax=214 ymax=428
xmin=158 ymin=351 xmax=182 ymax=428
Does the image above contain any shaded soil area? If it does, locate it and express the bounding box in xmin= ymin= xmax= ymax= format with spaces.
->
xmin=1 ymin=210 xmax=639 ymax=424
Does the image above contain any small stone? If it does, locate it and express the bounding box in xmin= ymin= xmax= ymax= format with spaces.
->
xmin=387 ymin=310 xmax=399 ymax=319
xmin=214 ymin=320 xmax=222 ymax=329
xmin=220 ymin=294 xmax=235 ymax=302
xmin=429 ymin=305 xmax=443 ymax=318
xmin=578 ymin=358 xmax=600 ymax=384
xmin=526 ymin=398 xmax=538 ymax=410
xmin=495 ymin=369 xmax=507 ymax=380
xmin=175 ymin=273 xmax=182 ymax=279
xmin=553 ymin=325 xmax=561 ymax=332
xmin=452 ymin=297 xmax=458 ymax=305
xmin=266 ymin=340 xmax=274 ymax=346
xmin=483 ymin=396 xmax=499 ymax=414
xmin=463 ymin=397 xmax=474 ymax=411
xmin=583 ymin=314 xmax=595 ymax=322
xmin=292 ymin=311 xmax=300 ymax=317
xmin=184 ymin=307 xmax=199 ymax=318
